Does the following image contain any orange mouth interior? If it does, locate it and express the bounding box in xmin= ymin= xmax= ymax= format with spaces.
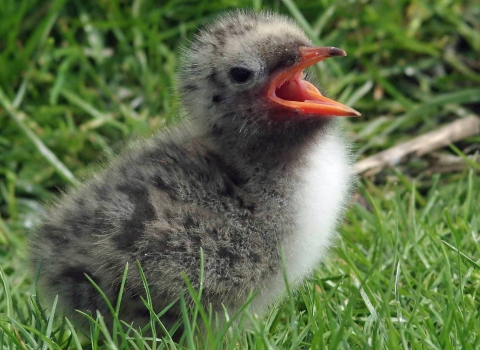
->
xmin=267 ymin=47 xmax=361 ymax=117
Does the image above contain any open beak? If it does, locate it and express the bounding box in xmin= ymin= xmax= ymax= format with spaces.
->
xmin=267 ymin=47 xmax=361 ymax=117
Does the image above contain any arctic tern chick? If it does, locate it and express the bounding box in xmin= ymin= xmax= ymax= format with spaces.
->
xmin=31 ymin=10 xmax=360 ymax=330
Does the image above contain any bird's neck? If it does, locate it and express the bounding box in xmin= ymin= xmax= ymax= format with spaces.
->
xmin=201 ymin=117 xmax=332 ymax=177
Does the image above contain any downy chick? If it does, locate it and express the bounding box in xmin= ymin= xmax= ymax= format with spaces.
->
xmin=31 ymin=10 xmax=360 ymax=330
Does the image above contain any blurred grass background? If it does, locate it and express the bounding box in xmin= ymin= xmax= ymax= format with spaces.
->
xmin=1 ymin=0 xmax=479 ymax=348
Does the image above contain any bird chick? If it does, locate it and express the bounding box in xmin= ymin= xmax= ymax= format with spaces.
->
xmin=30 ymin=10 xmax=360 ymax=331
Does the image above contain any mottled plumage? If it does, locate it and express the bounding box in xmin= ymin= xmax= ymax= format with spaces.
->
xmin=31 ymin=10 xmax=358 ymax=330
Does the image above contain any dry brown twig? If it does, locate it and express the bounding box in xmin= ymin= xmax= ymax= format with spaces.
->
xmin=426 ymin=152 xmax=480 ymax=175
xmin=354 ymin=114 xmax=480 ymax=176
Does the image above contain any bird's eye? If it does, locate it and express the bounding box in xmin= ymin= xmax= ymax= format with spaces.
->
xmin=229 ymin=67 xmax=252 ymax=84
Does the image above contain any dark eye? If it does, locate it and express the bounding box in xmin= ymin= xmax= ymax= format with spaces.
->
xmin=229 ymin=67 xmax=252 ymax=83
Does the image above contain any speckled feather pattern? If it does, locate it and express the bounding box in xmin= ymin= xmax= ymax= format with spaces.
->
xmin=30 ymin=10 xmax=353 ymax=330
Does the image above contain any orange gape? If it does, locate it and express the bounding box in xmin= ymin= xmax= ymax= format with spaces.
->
xmin=268 ymin=46 xmax=361 ymax=117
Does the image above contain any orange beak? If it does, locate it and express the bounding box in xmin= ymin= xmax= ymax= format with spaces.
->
xmin=267 ymin=46 xmax=361 ymax=117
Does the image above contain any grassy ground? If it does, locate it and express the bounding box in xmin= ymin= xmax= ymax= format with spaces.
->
xmin=1 ymin=0 xmax=479 ymax=348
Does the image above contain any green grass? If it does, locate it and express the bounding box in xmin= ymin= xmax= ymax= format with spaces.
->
xmin=1 ymin=0 xmax=479 ymax=348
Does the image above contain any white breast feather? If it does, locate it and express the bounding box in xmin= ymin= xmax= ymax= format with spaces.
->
xmin=251 ymin=130 xmax=351 ymax=314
